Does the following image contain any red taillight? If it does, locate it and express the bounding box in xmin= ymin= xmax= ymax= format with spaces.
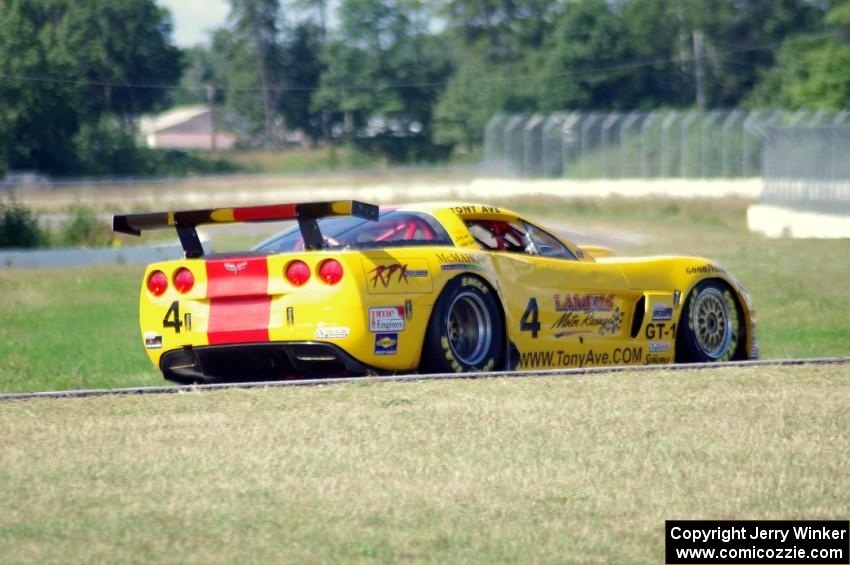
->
xmin=285 ymin=260 xmax=311 ymax=286
xmin=147 ymin=270 xmax=168 ymax=296
xmin=318 ymin=259 xmax=343 ymax=285
xmin=174 ymin=268 xmax=195 ymax=294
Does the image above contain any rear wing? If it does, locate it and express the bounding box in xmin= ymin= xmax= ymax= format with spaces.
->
xmin=113 ymin=200 xmax=379 ymax=257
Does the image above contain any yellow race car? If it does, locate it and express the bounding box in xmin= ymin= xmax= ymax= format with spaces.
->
xmin=113 ymin=200 xmax=757 ymax=383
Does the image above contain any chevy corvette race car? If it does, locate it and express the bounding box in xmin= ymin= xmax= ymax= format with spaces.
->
xmin=113 ymin=200 xmax=757 ymax=383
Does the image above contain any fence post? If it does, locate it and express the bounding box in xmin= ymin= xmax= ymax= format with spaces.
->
xmin=580 ymin=113 xmax=601 ymax=178
xmin=561 ymin=113 xmax=581 ymax=178
xmin=741 ymin=110 xmax=762 ymax=177
xmin=660 ymin=111 xmax=680 ymax=178
xmin=620 ymin=112 xmax=642 ymax=178
xmin=542 ymin=113 xmax=566 ymax=178
xmin=721 ymin=110 xmax=743 ymax=177
xmin=601 ymin=113 xmax=622 ymax=178
xmin=523 ymin=114 xmax=546 ymax=177
xmin=680 ymin=111 xmax=699 ymax=177
xmin=504 ymin=115 xmax=528 ymax=177
xmin=641 ymin=111 xmax=660 ymax=178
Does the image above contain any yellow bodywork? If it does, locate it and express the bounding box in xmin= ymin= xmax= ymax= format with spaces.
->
xmin=137 ymin=202 xmax=756 ymax=375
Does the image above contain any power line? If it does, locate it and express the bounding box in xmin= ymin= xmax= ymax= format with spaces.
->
xmin=0 ymin=41 xmax=784 ymax=95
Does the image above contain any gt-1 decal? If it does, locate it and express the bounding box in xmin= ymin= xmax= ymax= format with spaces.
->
xmin=645 ymin=322 xmax=676 ymax=340
xmin=369 ymin=307 xmax=405 ymax=332
xmin=519 ymin=347 xmax=643 ymax=369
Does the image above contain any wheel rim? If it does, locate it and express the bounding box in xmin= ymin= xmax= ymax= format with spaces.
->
xmin=693 ymin=287 xmax=732 ymax=359
xmin=446 ymin=291 xmax=492 ymax=366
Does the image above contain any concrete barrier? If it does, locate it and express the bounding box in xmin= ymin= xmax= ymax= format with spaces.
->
xmin=747 ymin=204 xmax=850 ymax=238
xmin=0 ymin=243 xmax=187 ymax=269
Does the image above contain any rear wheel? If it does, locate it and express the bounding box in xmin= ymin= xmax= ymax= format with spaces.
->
xmin=676 ymin=280 xmax=744 ymax=363
xmin=421 ymin=276 xmax=504 ymax=373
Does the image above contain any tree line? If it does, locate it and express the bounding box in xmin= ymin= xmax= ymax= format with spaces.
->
xmin=1 ymin=0 xmax=849 ymax=176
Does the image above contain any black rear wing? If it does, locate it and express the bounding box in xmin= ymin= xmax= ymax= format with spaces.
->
xmin=112 ymin=200 xmax=379 ymax=257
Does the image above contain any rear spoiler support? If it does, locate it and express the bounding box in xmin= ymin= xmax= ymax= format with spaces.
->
xmin=113 ymin=200 xmax=379 ymax=258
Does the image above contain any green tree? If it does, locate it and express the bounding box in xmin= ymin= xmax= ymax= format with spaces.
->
xmin=0 ymin=0 xmax=182 ymax=175
xmin=313 ymin=0 xmax=453 ymax=160
xmin=226 ymin=0 xmax=286 ymax=141
xmin=748 ymin=2 xmax=850 ymax=108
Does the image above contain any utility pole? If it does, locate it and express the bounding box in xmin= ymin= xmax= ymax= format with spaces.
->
xmin=206 ymin=82 xmax=217 ymax=151
xmin=693 ymin=30 xmax=706 ymax=110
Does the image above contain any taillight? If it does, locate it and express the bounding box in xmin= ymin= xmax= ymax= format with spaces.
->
xmin=318 ymin=259 xmax=343 ymax=285
xmin=285 ymin=260 xmax=311 ymax=286
xmin=147 ymin=270 xmax=168 ymax=296
xmin=174 ymin=268 xmax=195 ymax=293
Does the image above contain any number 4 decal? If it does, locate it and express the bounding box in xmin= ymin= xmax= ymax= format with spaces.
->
xmin=163 ymin=301 xmax=183 ymax=333
xmin=520 ymin=297 xmax=540 ymax=338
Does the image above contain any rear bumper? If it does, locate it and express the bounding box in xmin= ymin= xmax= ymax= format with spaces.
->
xmin=160 ymin=342 xmax=375 ymax=384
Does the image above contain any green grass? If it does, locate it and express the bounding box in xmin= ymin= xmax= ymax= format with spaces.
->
xmin=0 ymin=266 xmax=160 ymax=392
xmin=1 ymin=196 xmax=848 ymax=394
xmin=1 ymin=365 xmax=848 ymax=563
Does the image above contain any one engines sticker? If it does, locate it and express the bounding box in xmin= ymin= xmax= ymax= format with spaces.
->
xmin=369 ymin=307 xmax=405 ymax=332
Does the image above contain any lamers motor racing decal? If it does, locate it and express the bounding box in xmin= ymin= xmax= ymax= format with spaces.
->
xmin=554 ymin=293 xmax=615 ymax=312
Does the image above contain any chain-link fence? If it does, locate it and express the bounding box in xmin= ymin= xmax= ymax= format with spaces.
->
xmin=762 ymin=125 xmax=850 ymax=215
xmin=483 ymin=109 xmax=850 ymax=179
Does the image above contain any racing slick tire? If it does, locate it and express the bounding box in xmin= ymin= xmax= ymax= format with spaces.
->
xmin=420 ymin=275 xmax=505 ymax=373
xmin=676 ymin=280 xmax=745 ymax=363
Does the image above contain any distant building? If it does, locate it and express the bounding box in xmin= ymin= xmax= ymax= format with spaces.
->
xmin=140 ymin=105 xmax=236 ymax=150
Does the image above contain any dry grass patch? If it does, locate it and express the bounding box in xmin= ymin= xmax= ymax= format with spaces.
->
xmin=1 ymin=365 xmax=848 ymax=563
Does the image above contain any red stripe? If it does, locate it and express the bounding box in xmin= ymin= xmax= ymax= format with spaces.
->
xmin=206 ymin=257 xmax=271 ymax=344
xmin=232 ymin=204 xmax=297 ymax=222
xmin=207 ymin=296 xmax=271 ymax=344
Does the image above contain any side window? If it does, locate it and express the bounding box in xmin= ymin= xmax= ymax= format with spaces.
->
xmin=524 ymin=223 xmax=576 ymax=259
xmin=465 ymin=221 xmax=530 ymax=253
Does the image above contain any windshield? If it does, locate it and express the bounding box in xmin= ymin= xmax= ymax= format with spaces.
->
xmin=252 ymin=210 xmax=452 ymax=253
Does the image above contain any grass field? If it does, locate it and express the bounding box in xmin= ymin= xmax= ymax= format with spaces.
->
xmin=1 ymin=196 xmax=848 ymax=393
xmin=1 ymin=364 xmax=848 ymax=562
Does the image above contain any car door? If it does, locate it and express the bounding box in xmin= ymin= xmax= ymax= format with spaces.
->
xmin=465 ymin=218 xmax=642 ymax=369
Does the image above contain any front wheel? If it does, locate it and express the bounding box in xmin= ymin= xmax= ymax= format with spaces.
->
xmin=676 ymin=280 xmax=744 ymax=363
xmin=420 ymin=276 xmax=505 ymax=373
